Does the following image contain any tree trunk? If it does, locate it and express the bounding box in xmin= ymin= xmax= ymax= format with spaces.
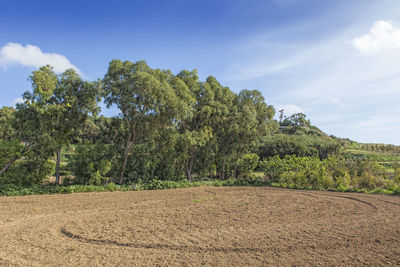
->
xmin=221 ymin=157 xmax=226 ymax=180
xmin=118 ymin=147 xmax=130 ymax=185
xmin=233 ymin=162 xmax=238 ymax=178
xmin=0 ymin=156 xmax=19 ymax=176
xmin=186 ymin=157 xmax=194 ymax=180
xmin=118 ymin=133 xmax=133 ymax=185
xmin=55 ymin=147 xmax=62 ymax=185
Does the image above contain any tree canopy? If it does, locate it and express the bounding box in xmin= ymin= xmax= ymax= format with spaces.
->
xmin=0 ymin=60 xmax=347 ymax=187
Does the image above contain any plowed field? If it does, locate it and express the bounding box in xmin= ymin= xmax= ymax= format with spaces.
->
xmin=1 ymin=187 xmax=399 ymax=266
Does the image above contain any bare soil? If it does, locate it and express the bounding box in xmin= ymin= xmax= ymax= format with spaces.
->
xmin=0 ymin=187 xmax=399 ymax=266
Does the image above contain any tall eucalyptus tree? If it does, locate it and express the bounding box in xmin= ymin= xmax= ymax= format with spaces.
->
xmin=103 ymin=60 xmax=193 ymax=184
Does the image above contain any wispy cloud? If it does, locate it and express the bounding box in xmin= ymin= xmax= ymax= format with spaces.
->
xmin=222 ymin=18 xmax=400 ymax=144
xmin=0 ymin=42 xmax=80 ymax=73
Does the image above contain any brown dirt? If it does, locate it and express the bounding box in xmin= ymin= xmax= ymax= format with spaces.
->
xmin=0 ymin=187 xmax=399 ymax=266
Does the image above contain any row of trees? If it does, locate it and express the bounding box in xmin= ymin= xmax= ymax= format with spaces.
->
xmin=0 ymin=60 xmax=278 ymax=185
xmin=358 ymin=143 xmax=400 ymax=153
xmin=2 ymin=60 xmax=396 ymax=193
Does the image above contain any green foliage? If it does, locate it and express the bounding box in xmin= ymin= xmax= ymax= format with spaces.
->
xmin=0 ymin=106 xmax=16 ymax=140
xmin=260 ymin=133 xmax=340 ymax=160
xmin=102 ymin=60 xmax=193 ymax=184
xmin=100 ymin=60 xmax=277 ymax=183
xmin=281 ymin=112 xmax=310 ymax=127
xmin=0 ymin=160 xmax=54 ymax=186
xmin=343 ymin=147 xmax=400 ymax=179
xmin=0 ymin=175 xmax=398 ymax=197
xmin=309 ymin=138 xmax=341 ymax=159
xmin=334 ymin=172 xmax=351 ymax=189
xmin=394 ymin=162 xmax=400 ymax=183
xmin=259 ymin=155 xmax=289 ymax=182
xmin=2 ymin=62 xmax=400 ymax=198
xmin=238 ymin=153 xmax=259 ymax=177
xmin=260 ymin=155 xmax=399 ymax=192
xmin=29 ymin=65 xmax=58 ymax=102
xmin=68 ymin=144 xmax=112 ymax=185
xmin=11 ymin=65 xmax=101 ymax=185
xmin=259 ymin=135 xmax=318 ymax=159
xmin=0 ymin=139 xmax=24 ymax=165
xmin=354 ymin=143 xmax=400 ymax=153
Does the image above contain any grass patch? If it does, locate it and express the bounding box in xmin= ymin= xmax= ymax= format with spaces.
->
xmin=193 ymin=198 xmax=207 ymax=203
xmin=0 ymin=177 xmax=399 ymax=197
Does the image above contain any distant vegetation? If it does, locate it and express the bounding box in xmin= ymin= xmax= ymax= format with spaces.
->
xmin=0 ymin=61 xmax=399 ymax=195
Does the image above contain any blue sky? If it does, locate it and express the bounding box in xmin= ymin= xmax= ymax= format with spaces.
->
xmin=1 ymin=0 xmax=400 ymax=144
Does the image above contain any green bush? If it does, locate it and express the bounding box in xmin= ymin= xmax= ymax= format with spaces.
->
xmin=260 ymin=155 xmax=392 ymax=191
xmin=280 ymin=171 xmax=303 ymax=187
xmin=62 ymin=177 xmax=73 ymax=186
xmin=259 ymin=155 xmax=289 ymax=182
xmin=0 ymin=159 xmax=55 ymax=186
xmin=358 ymin=171 xmax=378 ymax=189
xmin=104 ymin=182 xmax=118 ymax=191
xmin=68 ymin=144 xmax=112 ymax=185
xmin=334 ymin=173 xmax=350 ymax=189
xmin=319 ymin=172 xmax=334 ymax=189
xmin=237 ymin=153 xmax=259 ymax=177
xmin=233 ymin=177 xmax=249 ymax=186
xmin=145 ymin=179 xmax=167 ymax=190
xmin=260 ymin=155 xmax=322 ymax=183
xmin=259 ymin=135 xmax=317 ymax=159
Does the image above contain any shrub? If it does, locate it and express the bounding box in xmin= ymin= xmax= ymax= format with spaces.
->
xmin=62 ymin=177 xmax=73 ymax=186
xmin=104 ymin=182 xmax=118 ymax=191
xmin=233 ymin=177 xmax=249 ymax=186
xmin=358 ymin=171 xmax=378 ymax=189
xmin=224 ymin=178 xmax=236 ymax=186
xmin=319 ymin=173 xmax=334 ymax=189
xmin=145 ymin=179 xmax=165 ymax=190
xmin=68 ymin=144 xmax=112 ymax=185
xmin=259 ymin=135 xmax=317 ymax=159
xmin=237 ymin=153 xmax=259 ymax=177
xmin=0 ymin=159 xmax=55 ymax=186
xmin=334 ymin=173 xmax=350 ymax=189
xmin=280 ymin=171 xmax=305 ymax=187
xmin=259 ymin=156 xmax=289 ymax=182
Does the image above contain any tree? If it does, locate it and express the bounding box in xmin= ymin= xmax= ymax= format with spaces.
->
xmin=216 ymin=89 xmax=276 ymax=178
xmin=102 ymin=60 xmax=191 ymax=184
xmin=0 ymin=73 xmax=57 ymax=178
xmin=21 ymin=65 xmax=100 ymax=185
xmin=199 ymin=76 xmax=236 ymax=179
xmin=173 ymin=70 xmax=213 ymax=179
xmin=281 ymin=112 xmax=311 ymax=127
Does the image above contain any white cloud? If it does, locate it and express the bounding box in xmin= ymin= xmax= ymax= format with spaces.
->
xmin=12 ymin=97 xmax=23 ymax=106
xmin=275 ymin=104 xmax=303 ymax=116
xmin=352 ymin=20 xmax=400 ymax=53
xmin=0 ymin=42 xmax=80 ymax=73
xmin=221 ymin=16 xmax=400 ymax=144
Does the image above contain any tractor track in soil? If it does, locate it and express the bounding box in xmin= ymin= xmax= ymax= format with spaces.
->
xmin=0 ymin=187 xmax=399 ymax=266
